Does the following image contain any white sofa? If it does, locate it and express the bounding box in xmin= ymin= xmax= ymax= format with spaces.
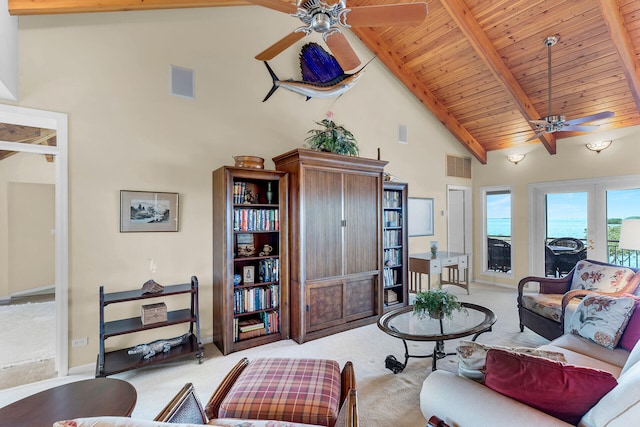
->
xmin=420 ymin=333 xmax=640 ymax=426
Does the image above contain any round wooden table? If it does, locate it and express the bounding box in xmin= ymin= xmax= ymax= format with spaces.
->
xmin=0 ymin=378 xmax=137 ymax=427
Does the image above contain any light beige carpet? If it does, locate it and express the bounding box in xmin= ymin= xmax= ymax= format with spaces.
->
xmin=0 ymin=284 xmax=548 ymax=426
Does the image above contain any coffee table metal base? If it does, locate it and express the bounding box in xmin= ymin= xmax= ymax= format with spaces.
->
xmin=384 ymin=325 xmax=492 ymax=373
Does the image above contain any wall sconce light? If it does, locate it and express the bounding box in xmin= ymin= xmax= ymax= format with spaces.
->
xmin=506 ymin=153 xmax=526 ymax=164
xmin=586 ymin=140 xmax=612 ymax=153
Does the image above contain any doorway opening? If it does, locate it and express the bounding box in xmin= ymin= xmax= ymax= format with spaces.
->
xmin=0 ymin=105 xmax=68 ymax=388
xmin=529 ymin=175 xmax=640 ymax=277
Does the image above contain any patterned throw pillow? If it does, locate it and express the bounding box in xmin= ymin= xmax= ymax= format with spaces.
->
xmin=456 ymin=340 xmax=566 ymax=382
xmin=567 ymin=293 xmax=636 ymax=349
xmin=569 ymin=260 xmax=635 ymax=293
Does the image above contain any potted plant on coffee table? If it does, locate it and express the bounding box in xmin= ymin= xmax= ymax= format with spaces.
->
xmin=413 ymin=289 xmax=465 ymax=320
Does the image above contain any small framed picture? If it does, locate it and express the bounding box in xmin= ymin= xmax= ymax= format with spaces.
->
xmin=243 ymin=266 xmax=255 ymax=284
xmin=120 ymin=190 xmax=179 ymax=232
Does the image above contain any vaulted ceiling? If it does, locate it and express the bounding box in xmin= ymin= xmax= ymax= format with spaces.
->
xmin=7 ymin=0 xmax=640 ymax=164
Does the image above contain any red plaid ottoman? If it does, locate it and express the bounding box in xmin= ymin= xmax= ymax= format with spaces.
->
xmin=217 ymin=358 xmax=342 ymax=427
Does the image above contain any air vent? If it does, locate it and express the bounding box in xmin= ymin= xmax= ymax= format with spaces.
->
xmin=446 ymin=155 xmax=471 ymax=179
xmin=170 ymin=65 xmax=194 ymax=99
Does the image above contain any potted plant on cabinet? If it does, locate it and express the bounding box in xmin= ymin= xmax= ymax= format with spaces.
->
xmin=413 ymin=289 xmax=465 ymax=320
xmin=305 ymin=111 xmax=359 ymax=156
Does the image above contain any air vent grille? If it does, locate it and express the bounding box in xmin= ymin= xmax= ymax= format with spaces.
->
xmin=446 ymin=155 xmax=471 ymax=179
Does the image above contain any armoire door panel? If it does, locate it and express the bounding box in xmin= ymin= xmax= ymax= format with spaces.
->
xmin=346 ymin=276 xmax=376 ymax=320
xmin=307 ymin=281 xmax=345 ymax=332
xmin=304 ymin=169 xmax=343 ymax=280
xmin=344 ymin=174 xmax=379 ymax=274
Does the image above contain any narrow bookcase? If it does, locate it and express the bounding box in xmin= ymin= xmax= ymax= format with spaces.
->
xmin=382 ymin=182 xmax=408 ymax=311
xmin=212 ymin=166 xmax=289 ymax=355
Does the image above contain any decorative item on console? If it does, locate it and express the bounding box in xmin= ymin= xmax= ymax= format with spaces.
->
xmin=127 ymin=333 xmax=192 ymax=359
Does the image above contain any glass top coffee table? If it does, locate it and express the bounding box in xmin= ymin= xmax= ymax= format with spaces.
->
xmin=378 ymin=302 xmax=497 ymax=372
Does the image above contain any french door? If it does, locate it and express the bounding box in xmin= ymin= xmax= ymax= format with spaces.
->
xmin=529 ymin=175 xmax=640 ymax=277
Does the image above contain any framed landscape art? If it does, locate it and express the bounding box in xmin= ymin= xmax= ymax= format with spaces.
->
xmin=120 ymin=190 xmax=179 ymax=232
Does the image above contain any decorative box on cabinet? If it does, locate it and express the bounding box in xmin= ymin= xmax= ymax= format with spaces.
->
xmin=96 ymin=276 xmax=203 ymax=377
xmin=212 ymin=166 xmax=289 ymax=355
xmin=273 ymin=148 xmax=387 ymax=343
xmin=382 ymin=182 xmax=409 ymax=311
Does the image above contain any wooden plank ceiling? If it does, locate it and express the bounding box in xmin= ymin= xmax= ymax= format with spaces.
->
xmin=8 ymin=0 xmax=640 ymax=164
xmin=0 ymin=123 xmax=56 ymax=162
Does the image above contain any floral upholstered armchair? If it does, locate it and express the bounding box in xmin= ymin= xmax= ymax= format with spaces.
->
xmin=518 ymin=259 xmax=640 ymax=340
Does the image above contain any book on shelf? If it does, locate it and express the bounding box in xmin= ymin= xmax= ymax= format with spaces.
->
xmin=238 ymin=317 xmax=265 ymax=332
xmin=258 ymin=258 xmax=279 ymax=283
xmin=233 ymin=208 xmax=280 ymax=232
xmin=383 ymin=268 xmax=395 ymax=287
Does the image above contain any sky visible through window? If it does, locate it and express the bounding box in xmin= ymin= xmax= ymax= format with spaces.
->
xmin=486 ymin=188 xmax=640 ymax=239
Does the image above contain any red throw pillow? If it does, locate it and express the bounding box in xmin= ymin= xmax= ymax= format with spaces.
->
xmin=484 ymin=348 xmax=617 ymax=425
xmin=620 ymin=302 xmax=640 ymax=351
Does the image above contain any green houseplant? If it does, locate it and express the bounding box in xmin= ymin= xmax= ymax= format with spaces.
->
xmin=413 ymin=289 xmax=464 ymax=320
xmin=305 ymin=112 xmax=359 ymax=156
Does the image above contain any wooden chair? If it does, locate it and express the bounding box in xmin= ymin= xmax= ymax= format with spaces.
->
xmin=154 ymin=382 xmax=207 ymax=424
xmin=487 ymin=237 xmax=511 ymax=272
xmin=518 ymin=259 xmax=640 ymax=340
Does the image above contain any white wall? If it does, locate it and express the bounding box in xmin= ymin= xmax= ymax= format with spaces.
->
xmin=10 ymin=6 xmax=471 ymax=368
xmin=0 ymin=152 xmax=55 ymax=298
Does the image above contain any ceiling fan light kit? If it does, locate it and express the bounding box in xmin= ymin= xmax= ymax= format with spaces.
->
xmin=506 ymin=153 xmax=526 ymax=164
xmin=586 ymin=140 xmax=612 ymax=153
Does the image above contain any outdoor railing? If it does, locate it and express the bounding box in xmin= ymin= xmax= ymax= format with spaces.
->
xmin=486 ymin=236 xmax=640 ymax=270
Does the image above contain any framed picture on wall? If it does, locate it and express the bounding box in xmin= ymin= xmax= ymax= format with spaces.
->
xmin=120 ymin=190 xmax=179 ymax=232
xmin=408 ymin=197 xmax=434 ymax=236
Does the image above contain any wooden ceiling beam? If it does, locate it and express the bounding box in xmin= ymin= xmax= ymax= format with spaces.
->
xmin=439 ymin=0 xmax=557 ymax=155
xmin=352 ymin=27 xmax=487 ymax=164
xmin=8 ymin=0 xmax=248 ymax=15
xmin=598 ymin=0 xmax=640 ymax=113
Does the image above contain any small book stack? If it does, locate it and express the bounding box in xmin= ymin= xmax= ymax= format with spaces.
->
xmin=237 ymin=318 xmax=266 ymax=340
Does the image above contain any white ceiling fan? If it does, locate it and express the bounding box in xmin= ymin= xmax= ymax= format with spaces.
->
xmin=526 ymin=35 xmax=614 ymax=142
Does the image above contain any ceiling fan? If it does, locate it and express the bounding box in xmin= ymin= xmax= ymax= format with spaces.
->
xmin=250 ymin=0 xmax=428 ymax=71
xmin=526 ymin=35 xmax=614 ymax=142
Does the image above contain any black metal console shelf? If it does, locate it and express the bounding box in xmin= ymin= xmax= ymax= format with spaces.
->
xmin=96 ymin=276 xmax=203 ymax=377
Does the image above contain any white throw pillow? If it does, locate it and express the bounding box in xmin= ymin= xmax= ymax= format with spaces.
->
xmin=567 ymin=293 xmax=636 ymax=350
xmin=456 ymin=340 xmax=566 ymax=382
xmin=570 ymin=260 xmax=635 ymax=293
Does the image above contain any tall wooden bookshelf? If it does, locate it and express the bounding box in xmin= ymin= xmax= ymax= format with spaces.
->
xmin=382 ymin=182 xmax=408 ymax=311
xmin=212 ymin=166 xmax=289 ymax=355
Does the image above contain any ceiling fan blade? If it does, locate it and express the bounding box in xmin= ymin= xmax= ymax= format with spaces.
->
xmin=325 ymin=32 xmax=361 ymax=71
xmin=245 ymin=0 xmax=297 ymax=14
xmin=345 ymin=3 xmax=428 ymax=27
xmin=526 ymin=130 xmax=547 ymax=142
xmin=255 ymin=31 xmax=307 ymax=61
xmin=561 ymin=125 xmax=599 ymax=132
xmin=564 ymin=111 xmax=614 ymax=126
